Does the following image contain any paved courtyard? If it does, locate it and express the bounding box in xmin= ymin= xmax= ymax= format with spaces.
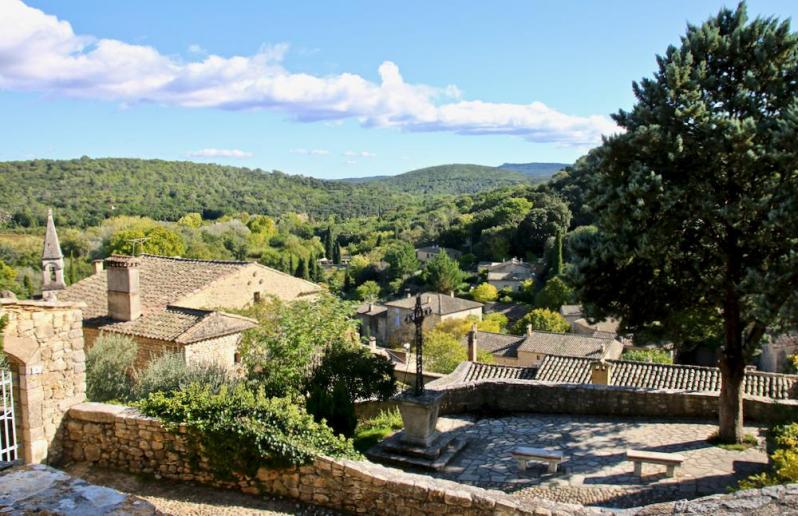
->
xmin=428 ymin=414 xmax=769 ymax=508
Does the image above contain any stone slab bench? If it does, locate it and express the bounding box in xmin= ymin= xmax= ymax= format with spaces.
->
xmin=626 ymin=449 xmax=685 ymax=478
xmin=511 ymin=447 xmax=564 ymax=473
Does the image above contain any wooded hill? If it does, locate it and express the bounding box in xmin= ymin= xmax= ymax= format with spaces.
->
xmin=343 ymin=164 xmax=531 ymax=195
xmin=0 ymin=158 xmax=418 ymax=227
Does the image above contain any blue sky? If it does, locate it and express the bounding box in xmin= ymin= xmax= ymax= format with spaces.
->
xmin=1 ymin=1 xmax=797 ymax=179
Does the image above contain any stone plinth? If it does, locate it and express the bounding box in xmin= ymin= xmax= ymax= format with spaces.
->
xmin=397 ymin=389 xmax=444 ymax=447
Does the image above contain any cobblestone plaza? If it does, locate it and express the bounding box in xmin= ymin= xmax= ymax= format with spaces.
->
xmin=430 ymin=414 xmax=768 ymax=508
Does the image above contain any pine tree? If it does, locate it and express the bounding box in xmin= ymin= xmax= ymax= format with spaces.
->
xmin=570 ymin=4 xmax=798 ymax=443
xmin=296 ymin=257 xmax=310 ymax=280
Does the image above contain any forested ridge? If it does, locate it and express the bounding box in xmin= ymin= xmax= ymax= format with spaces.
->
xmin=345 ymin=164 xmax=533 ymax=195
xmin=0 ymin=157 xmax=417 ymax=227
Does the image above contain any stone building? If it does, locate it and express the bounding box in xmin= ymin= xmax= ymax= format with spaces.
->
xmin=477 ymin=258 xmax=536 ymax=291
xmin=383 ymin=292 xmax=483 ymax=346
xmin=462 ymin=328 xmax=623 ymax=367
xmin=415 ymin=245 xmax=462 ymax=264
xmin=356 ymin=302 xmax=388 ymax=345
xmin=57 ymin=253 xmax=325 ymax=368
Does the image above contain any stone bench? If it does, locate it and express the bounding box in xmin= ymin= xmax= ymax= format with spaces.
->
xmin=626 ymin=449 xmax=685 ymax=478
xmin=511 ymin=447 xmax=564 ymax=473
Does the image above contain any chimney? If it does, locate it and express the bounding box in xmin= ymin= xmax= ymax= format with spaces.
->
xmin=368 ymin=336 xmax=377 ymax=352
xmin=467 ymin=323 xmax=478 ymax=362
xmin=590 ymin=360 xmax=613 ymax=385
xmin=368 ymin=303 xmax=374 ymax=312
xmin=92 ymin=259 xmax=104 ymax=275
xmin=450 ymin=291 xmax=455 ymax=298
xmin=105 ymin=255 xmax=142 ymax=321
xmin=526 ymin=324 xmax=533 ymax=336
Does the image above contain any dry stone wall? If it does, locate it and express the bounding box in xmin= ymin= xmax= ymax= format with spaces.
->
xmin=62 ymin=402 xmax=598 ymax=515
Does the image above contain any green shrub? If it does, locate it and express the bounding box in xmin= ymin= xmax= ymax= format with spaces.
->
xmin=738 ymin=422 xmax=798 ymax=489
xmin=134 ymin=352 xmax=231 ymax=400
xmin=306 ymin=381 xmax=357 ymax=438
xmin=511 ymin=308 xmax=570 ymax=334
xmin=139 ymin=383 xmax=360 ymax=477
xmin=621 ymin=349 xmax=673 ymax=364
xmin=86 ymin=333 xmax=137 ymax=402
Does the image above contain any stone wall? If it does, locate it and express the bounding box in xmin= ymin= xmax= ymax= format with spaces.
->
xmin=183 ymin=333 xmax=240 ymax=368
xmin=0 ymin=299 xmax=86 ymax=464
xmin=62 ymin=402 xmax=595 ymax=515
xmin=431 ymin=375 xmax=798 ymax=424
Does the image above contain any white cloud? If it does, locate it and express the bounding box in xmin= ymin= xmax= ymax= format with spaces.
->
xmin=0 ymin=0 xmax=620 ymax=146
xmin=344 ymin=150 xmax=376 ymax=158
xmin=188 ymin=148 xmax=253 ymax=158
xmin=290 ymin=148 xmax=329 ymax=155
xmin=188 ymin=43 xmax=205 ymax=55
xmin=345 ymin=160 xmax=358 ymax=165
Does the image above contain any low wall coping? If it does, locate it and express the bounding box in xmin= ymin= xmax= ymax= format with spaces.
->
xmin=69 ymin=402 xmax=132 ymax=423
xmin=0 ymin=299 xmax=87 ymax=310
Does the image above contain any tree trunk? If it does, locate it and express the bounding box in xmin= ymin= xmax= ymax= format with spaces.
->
xmin=718 ymin=348 xmax=745 ymax=443
xmin=718 ymin=266 xmax=745 ymax=443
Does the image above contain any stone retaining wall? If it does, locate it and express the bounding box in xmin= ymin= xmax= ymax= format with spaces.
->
xmin=62 ymin=402 xmax=596 ymax=515
xmin=431 ymin=374 xmax=798 ymax=424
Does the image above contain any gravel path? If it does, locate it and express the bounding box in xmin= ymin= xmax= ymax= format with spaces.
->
xmin=64 ymin=463 xmax=343 ymax=516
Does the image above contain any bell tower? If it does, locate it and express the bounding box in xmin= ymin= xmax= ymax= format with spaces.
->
xmin=41 ymin=209 xmax=66 ymax=300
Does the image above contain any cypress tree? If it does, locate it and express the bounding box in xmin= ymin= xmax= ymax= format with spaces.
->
xmin=333 ymin=242 xmax=342 ymax=265
xmin=297 ymin=257 xmax=310 ymax=280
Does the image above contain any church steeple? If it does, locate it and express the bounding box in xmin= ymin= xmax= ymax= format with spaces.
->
xmin=41 ymin=209 xmax=66 ymax=299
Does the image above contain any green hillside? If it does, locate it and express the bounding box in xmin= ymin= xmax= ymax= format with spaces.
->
xmin=0 ymin=158 xmax=414 ymax=227
xmin=364 ymin=164 xmax=530 ymax=195
xmin=498 ymin=162 xmax=570 ymax=178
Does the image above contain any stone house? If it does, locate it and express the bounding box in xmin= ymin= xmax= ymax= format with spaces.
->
xmin=462 ymin=327 xmax=623 ymax=367
xmin=41 ymin=221 xmax=322 ymax=368
xmin=559 ymin=304 xmax=622 ymax=339
xmin=382 ymin=292 xmax=483 ymax=346
xmin=477 ymin=258 xmax=535 ymax=291
xmin=356 ymin=302 xmax=388 ymax=345
xmin=415 ymin=245 xmax=462 ymax=264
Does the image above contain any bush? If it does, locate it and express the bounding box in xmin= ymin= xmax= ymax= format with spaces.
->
xmin=423 ymin=329 xmax=494 ymax=374
xmin=304 ymin=343 xmax=395 ymax=437
xmin=534 ymin=276 xmax=573 ymax=311
xmin=86 ymin=333 xmax=138 ymax=402
xmin=355 ymin=280 xmax=381 ymax=302
xmin=134 ymin=352 xmax=231 ymax=400
xmin=622 ymin=349 xmax=673 ymax=364
xmin=511 ymin=308 xmax=570 ymax=335
xmin=472 ymin=283 xmax=498 ymax=303
xmin=139 ymin=383 xmax=360 ymax=477
xmin=738 ymin=422 xmax=798 ymax=489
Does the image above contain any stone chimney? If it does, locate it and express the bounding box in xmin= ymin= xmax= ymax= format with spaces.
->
xmin=467 ymin=323 xmax=478 ymax=362
xmin=92 ymin=260 xmax=104 ymax=275
xmin=526 ymin=324 xmax=533 ymax=337
xmin=368 ymin=336 xmax=377 ymax=352
xmin=449 ymin=291 xmax=455 ymax=298
xmin=105 ymin=255 xmax=142 ymax=322
xmin=590 ymin=360 xmax=613 ymax=385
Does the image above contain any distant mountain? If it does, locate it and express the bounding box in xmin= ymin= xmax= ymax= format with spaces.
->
xmin=349 ymin=164 xmax=530 ymax=195
xmin=498 ymin=162 xmax=570 ymax=178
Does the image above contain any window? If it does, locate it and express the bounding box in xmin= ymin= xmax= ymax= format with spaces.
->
xmin=234 ymin=352 xmax=241 ymax=364
xmin=253 ymin=292 xmax=261 ymax=303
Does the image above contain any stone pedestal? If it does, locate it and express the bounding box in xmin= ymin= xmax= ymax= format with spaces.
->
xmin=397 ymin=390 xmax=443 ymax=447
xmin=366 ymin=389 xmax=467 ymax=471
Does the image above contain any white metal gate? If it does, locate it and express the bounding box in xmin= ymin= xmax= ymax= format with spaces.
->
xmin=0 ymin=368 xmax=18 ymax=464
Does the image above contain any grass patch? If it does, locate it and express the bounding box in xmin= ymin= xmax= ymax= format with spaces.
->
xmin=353 ymin=408 xmax=403 ymax=453
xmin=707 ymin=431 xmax=759 ymax=451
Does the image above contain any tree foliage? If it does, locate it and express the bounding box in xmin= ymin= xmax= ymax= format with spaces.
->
xmin=423 ymin=251 xmax=465 ymax=293
xmin=569 ymin=4 xmax=798 ymax=442
xmin=472 ymin=282 xmax=499 ymax=303
xmin=511 ymin=308 xmax=570 ymax=335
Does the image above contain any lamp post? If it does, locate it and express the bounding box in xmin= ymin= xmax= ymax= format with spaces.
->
xmin=405 ymin=294 xmax=432 ymax=396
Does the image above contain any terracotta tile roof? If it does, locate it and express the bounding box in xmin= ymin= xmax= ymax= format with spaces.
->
xmin=98 ymin=306 xmax=257 ymax=344
xmin=535 ymin=355 xmax=798 ymax=399
xmin=518 ymin=331 xmax=621 ymax=359
xmin=559 ymin=305 xmax=583 ymax=317
xmin=485 ymin=303 xmax=529 ymax=323
xmin=462 ymin=362 xmax=537 ymax=382
xmin=59 ymin=254 xmax=252 ymax=319
xmin=384 ymin=292 xmax=482 ymax=315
